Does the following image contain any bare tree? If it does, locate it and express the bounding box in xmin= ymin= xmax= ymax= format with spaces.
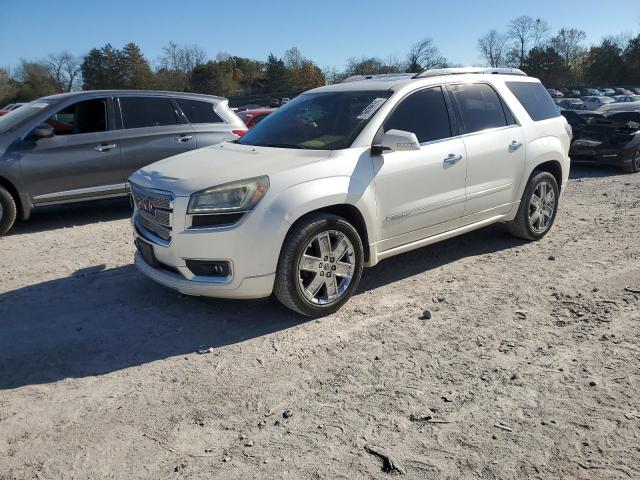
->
xmin=45 ymin=51 xmax=81 ymax=92
xmin=284 ymin=47 xmax=304 ymax=71
xmin=477 ymin=30 xmax=507 ymax=67
xmin=406 ymin=38 xmax=446 ymax=72
xmin=159 ymin=42 xmax=206 ymax=74
xmin=551 ymin=28 xmax=587 ymax=66
xmin=532 ymin=18 xmax=551 ymax=48
xmin=507 ymin=16 xmax=536 ymax=66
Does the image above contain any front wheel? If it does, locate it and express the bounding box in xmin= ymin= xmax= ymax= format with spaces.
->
xmin=507 ymin=171 xmax=559 ymax=241
xmin=273 ymin=213 xmax=364 ymax=317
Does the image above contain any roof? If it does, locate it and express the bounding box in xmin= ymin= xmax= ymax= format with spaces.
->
xmin=310 ymin=69 xmax=536 ymax=94
xmin=40 ymin=90 xmax=227 ymax=102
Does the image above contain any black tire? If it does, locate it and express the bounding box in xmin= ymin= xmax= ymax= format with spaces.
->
xmin=507 ymin=170 xmax=559 ymax=241
xmin=273 ymin=213 xmax=364 ymax=317
xmin=0 ymin=185 xmax=17 ymax=236
xmin=622 ymin=147 xmax=640 ymax=174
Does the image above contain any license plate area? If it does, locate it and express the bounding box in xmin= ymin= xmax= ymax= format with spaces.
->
xmin=136 ymin=238 xmax=160 ymax=268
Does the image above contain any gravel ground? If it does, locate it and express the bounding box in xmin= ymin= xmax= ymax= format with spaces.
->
xmin=1 ymin=165 xmax=639 ymax=479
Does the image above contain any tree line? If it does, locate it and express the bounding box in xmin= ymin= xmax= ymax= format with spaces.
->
xmin=477 ymin=16 xmax=640 ymax=87
xmin=1 ymin=18 xmax=639 ymax=106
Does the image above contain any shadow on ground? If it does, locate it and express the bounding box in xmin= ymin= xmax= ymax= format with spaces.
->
xmin=0 ymin=222 xmax=524 ymax=390
xmin=569 ymin=164 xmax=628 ymax=179
xmin=9 ymin=197 xmax=132 ymax=236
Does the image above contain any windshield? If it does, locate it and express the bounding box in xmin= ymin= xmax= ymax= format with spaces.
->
xmin=0 ymin=100 xmax=55 ymax=134
xmin=238 ymin=91 xmax=392 ymax=150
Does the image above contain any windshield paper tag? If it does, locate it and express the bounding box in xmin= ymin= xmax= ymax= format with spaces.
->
xmin=357 ymin=98 xmax=387 ymax=120
xmin=31 ymin=102 xmax=48 ymax=108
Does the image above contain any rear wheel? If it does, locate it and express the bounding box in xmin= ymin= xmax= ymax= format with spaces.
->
xmin=622 ymin=147 xmax=640 ymax=174
xmin=507 ymin=171 xmax=559 ymax=241
xmin=274 ymin=213 xmax=364 ymax=317
xmin=0 ymin=185 xmax=17 ymax=236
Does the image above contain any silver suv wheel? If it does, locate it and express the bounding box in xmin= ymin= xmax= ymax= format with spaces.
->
xmin=297 ymin=230 xmax=355 ymax=305
xmin=528 ymin=180 xmax=556 ymax=234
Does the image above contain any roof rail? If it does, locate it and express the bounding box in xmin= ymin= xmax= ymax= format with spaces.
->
xmin=340 ymin=73 xmax=416 ymax=83
xmin=412 ymin=67 xmax=527 ymax=79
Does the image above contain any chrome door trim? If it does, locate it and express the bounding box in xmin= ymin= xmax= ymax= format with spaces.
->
xmin=33 ymin=182 xmax=129 ymax=202
xmin=386 ymin=195 xmax=466 ymax=222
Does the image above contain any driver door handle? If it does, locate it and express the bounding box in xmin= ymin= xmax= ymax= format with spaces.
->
xmin=176 ymin=134 xmax=193 ymax=143
xmin=508 ymin=141 xmax=523 ymax=152
xmin=444 ymin=153 xmax=463 ymax=166
xmin=94 ymin=143 xmax=117 ymax=152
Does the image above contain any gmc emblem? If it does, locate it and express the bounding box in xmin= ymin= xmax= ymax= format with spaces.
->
xmin=137 ymin=197 xmax=155 ymax=214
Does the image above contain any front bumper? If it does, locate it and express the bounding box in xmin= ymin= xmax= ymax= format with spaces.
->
xmin=134 ymin=251 xmax=275 ymax=299
xmin=131 ymin=194 xmax=287 ymax=300
xmin=570 ymin=144 xmax=637 ymax=167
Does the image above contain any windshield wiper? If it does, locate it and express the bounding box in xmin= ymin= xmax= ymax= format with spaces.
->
xmin=255 ymin=143 xmax=304 ymax=149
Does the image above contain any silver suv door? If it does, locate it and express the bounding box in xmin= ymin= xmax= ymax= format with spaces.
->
xmin=117 ymin=96 xmax=196 ymax=180
xmin=19 ymin=97 xmax=125 ymax=205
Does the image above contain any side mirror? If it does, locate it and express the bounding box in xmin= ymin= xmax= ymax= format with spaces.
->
xmin=31 ymin=123 xmax=54 ymax=139
xmin=372 ymin=129 xmax=420 ymax=155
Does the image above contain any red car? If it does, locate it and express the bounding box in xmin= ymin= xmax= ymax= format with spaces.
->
xmin=0 ymin=103 xmax=25 ymax=116
xmin=238 ymin=108 xmax=275 ymax=129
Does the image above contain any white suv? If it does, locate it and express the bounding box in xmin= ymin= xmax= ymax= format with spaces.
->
xmin=129 ymin=68 xmax=571 ymax=316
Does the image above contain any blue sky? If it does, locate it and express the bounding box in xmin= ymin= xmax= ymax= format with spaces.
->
xmin=1 ymin=0 xmax=639 ymax=71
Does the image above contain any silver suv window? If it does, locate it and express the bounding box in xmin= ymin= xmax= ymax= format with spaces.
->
xmin=450 ymin=84 xmax=509 ymax=133
xmin=120 ymin=97 xmax=180 ymax=129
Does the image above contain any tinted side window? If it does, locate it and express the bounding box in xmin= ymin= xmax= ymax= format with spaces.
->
xmin=120 ymin=97 xmax=179 ymax=129
xmin=450 ymin=84 xmax=508 ymax=133
xmin=506 ymin=81 xmax=561 ymax=121
xmin=384 ymin=87 xmax=452 ymax=143
xmin=176 ymin=99 xmax=223 ymax=124
xmin=46 ymin=99 xmax=108 ymax=135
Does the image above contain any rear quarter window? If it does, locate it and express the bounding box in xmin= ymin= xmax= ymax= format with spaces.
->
xmin=176 ymin=99 xmax=224 ymax=124
xmin=506 ymin=81 xmax=561 ymax=121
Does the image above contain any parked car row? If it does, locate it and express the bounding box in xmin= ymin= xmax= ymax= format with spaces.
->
xmin=548 ymin=86 xmax=640 ymax=98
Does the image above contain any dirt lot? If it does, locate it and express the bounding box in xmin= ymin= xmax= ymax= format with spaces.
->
xmin=1 ymin=165 xmax=639 ymax=479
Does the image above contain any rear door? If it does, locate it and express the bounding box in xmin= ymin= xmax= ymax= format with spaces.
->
xmin=448 ymin=83 xmax=525 ymax=223
xmin=173 ymin=98 xmax=236 ymax=147
xmin=18 ymin=97 xmax=125 ymax=205
xmin=116 ymin=96 xmax=196 ymax=179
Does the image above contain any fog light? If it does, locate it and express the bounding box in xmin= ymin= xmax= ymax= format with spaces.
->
xmin=186 ymin=260 xmax=230 ymax=277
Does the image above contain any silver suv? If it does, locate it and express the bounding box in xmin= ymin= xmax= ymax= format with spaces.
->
xmin=0 ymin=90 xmax=246 ymax=235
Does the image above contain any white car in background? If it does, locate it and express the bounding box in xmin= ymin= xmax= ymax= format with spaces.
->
xmin=581 ymin=96 xmax=615 ymax=110
xmin=129 ymin=68 xmax=571 ymax=316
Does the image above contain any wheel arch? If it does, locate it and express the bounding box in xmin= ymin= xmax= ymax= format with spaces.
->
xmin=285 ymin=203 xmax=371 ymax=264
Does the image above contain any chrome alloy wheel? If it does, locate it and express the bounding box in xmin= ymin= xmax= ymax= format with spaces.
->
xmin=297 ymin=230 xmax=356 ymax=305
xmin=528 ymin=180 xmax=556 ymax=234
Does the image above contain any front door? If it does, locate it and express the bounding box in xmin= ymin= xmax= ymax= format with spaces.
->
xmin=117 ymin=96 xmax=196 ymax=180
xmin=19 ymin=97 xmax=125 ymax=205
xmin=372 ymin=86 xmax=467 ymax=252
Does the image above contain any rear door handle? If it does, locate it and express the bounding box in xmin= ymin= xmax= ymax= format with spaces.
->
xmin=444 ymin=153 xmax=463 ymax=166
xmin=508 ymin=141 xmax=523 ymax=152
xmin=94 ymin=143 xmax=117 ymax=152
xmin=176 ymin=135 xmax=193 ymax=143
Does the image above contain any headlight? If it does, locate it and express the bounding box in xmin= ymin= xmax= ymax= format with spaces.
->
xmin=188 ymin=176 xmax=269 ymax=214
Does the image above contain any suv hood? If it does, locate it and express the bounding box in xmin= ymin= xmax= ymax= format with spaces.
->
xmin=128 ymin=142 xmax=332 ymax=196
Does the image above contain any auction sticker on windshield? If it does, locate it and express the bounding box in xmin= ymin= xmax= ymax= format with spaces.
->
xmin=357 ymin=98 xmax=387 ymax=120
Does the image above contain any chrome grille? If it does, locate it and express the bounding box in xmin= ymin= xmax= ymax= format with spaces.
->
xmin=131 ymin=184 xmax=174 ymax=242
